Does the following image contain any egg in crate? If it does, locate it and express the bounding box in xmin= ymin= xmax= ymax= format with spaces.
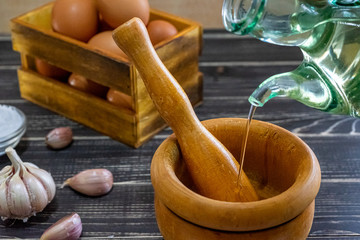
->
xmin=68 ymin=73 xmax=109 ymax=98
xmin=106 ymin=89 xmax=133 ymax=110
xmin=35 ymin=58 xmax=70 ymax=80
xmin=52 ymin=0 xmax=98 ymax=42
xmin=88 ymin=31 xmax=127 ymax=59
xmin=147 ymin=20 xmax=178 ymax=45
xmin=97 ymin=0 xmax=150 ymax=28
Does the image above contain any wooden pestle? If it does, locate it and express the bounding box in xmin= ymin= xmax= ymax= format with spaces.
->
xmin=112 ymin=18 xmax=258 ymax=202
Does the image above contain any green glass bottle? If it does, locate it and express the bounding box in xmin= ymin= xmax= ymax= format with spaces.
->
xmin=223 ymin=0 xmax=360 ymax=117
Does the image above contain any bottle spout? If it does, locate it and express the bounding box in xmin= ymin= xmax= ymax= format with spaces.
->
xmin=249 ymin=64 xmax=334 ymax=111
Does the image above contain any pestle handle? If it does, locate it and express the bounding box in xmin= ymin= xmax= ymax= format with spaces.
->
xmin=113 ymin=18 xmax=258 ymax=202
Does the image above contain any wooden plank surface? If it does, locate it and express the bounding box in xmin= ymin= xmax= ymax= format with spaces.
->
xmin=1 ymin=30 xmax=360 ymax=239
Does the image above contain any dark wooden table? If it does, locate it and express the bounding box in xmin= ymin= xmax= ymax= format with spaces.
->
xmin=1 ymin=30 xmax=360 ymax=239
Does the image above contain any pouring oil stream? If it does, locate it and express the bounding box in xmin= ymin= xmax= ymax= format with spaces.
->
xmin=237 ymin=104 xmax=257 ymax=187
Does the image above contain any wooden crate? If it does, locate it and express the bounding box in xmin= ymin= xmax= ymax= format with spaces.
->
xmin=10 ymin=2 xmax=203 ymax=148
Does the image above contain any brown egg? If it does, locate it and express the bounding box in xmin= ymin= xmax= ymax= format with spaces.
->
xmin=68 ymin=73 xmax=108 ymax=97
xmin=88 ymin=31 xmax=127 ymax=59
xmin=106 ymin=89 xmax=132 ymax=110
xmin=97 ymin=0 xmax=150 ymax=29
xmin=52 ymin=0 xmax=98 ymax=42
xmin=35 ymin=58 xmax=70 ymax=80
xmin=147 ymin=20 xmax=178 ymax=45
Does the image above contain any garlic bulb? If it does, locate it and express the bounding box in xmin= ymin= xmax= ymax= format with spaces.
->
xmin=0 ymin=147 xmax=56 ymax=222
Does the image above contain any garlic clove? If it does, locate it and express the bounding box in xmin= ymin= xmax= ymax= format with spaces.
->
xmin=0 ymin=166 xmax=13 ymax=220
xmin=7 ymin=173 xmax=32 ymax=220
xmin=25 ymin=164 xmax=56 ymax=202
xmin=0 ymin=166 xmax=12 ymax=219
xmin=40 ymin=213 xmax=82 ymax=240
xmin=0 ymin=166 xmax=12 ymax=182
xmin=45 ymin=127 xmax=73 ymax=149
xmin=22 ymin=170 xmax=49 ymax=213
xmin=0 ymin=182 xmax=11 ymax=220
xmin=0 ymin=166 xmax=12 ymax=194
xmin=62 ymin=169 xmax=113 ymax=196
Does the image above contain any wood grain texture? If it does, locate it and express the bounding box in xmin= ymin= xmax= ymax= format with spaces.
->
xmin=0 ymin=30 xmax=360 ymax=239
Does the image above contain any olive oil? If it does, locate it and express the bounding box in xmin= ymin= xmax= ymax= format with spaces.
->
xmin=237 ymin=104 xmax=256 ymax=186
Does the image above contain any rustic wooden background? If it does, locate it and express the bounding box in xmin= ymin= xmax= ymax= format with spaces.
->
xmin=0 ymin=0 xmax=223 ymax=34
xmin=1 ymin=0 xmax=360 ymax=238
xmin=1 ymin=29 xmax=360 ymax=239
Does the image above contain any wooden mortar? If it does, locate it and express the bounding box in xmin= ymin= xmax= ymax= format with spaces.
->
xmin=113 ymin=18 xmax=258 ymax=202
xmin=151 ymin=118 xmax=321 ymax=239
